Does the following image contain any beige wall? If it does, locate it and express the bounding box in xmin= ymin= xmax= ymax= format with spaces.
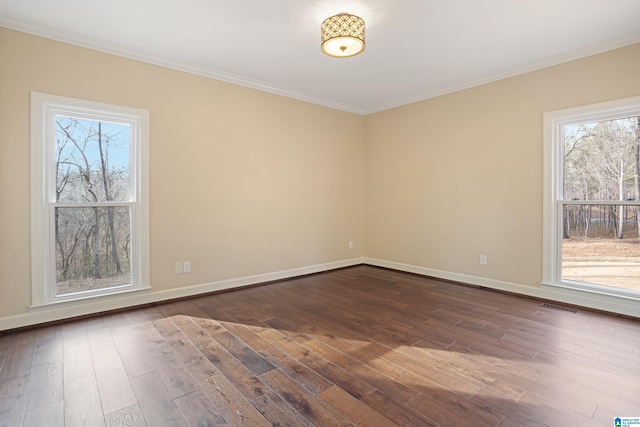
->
xmin=365 ymin=43 xmax=640 ymax=289
xmin=0 ymin=28 xmax=365 ymax=319
xmin=1 ymin=26 xmax=639 ymax=325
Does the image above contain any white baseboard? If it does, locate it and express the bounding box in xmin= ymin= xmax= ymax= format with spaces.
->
xmin=0 ymin=257 xmax=365 ymax=331
xmin=3 ymin=255 xmax=637 ymax=331
xmin=364 ymin=257 xmax=640 ymax=318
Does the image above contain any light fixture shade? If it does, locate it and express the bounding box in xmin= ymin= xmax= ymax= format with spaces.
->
xmin=321 ymin=13 xmax=365 ymax=58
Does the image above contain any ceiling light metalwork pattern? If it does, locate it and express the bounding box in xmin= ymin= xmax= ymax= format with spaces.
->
xmin=321 ymin=13 xmax=365 ymax=58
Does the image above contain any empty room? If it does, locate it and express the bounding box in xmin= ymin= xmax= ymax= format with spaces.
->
xmin=1 ymin=1 xmax=640 ymax=425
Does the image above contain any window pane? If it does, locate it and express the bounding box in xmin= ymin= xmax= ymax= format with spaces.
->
xmin=56 ymin=116 xmax=130 ymax=202
xmin=55 ymin=206 xmax=131 ymax=295
xmin=564 ymin=117 xmax=638 ymax=201
xmin=562 ymin=204 xmax=640 ymax=291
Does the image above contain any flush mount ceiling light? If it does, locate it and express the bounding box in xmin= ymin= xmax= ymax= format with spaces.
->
xmin=321 ymin=13 xmax=365 ymax=58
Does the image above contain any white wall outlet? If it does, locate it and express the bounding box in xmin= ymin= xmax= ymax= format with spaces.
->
xmin=348 ymin=240 xmax=354 ymax=250
xmin=183 ymin=261 xmax=191 ymax=273
xmin=480 ymin=255 xmax=487 ymax=265
xmin=175 ymin=261 xmax=183 ymax=274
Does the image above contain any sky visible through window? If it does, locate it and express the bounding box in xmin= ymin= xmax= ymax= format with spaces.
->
xmin=56 ymin=116 xmax=131 ymax=203
xmin=56 ymin=116 xmax=130 ymax=173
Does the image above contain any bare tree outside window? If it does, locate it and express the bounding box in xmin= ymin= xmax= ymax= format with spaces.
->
xmin=54 ymin=116 xmax=132 ymax=295
xmin=31 ymin=92 xmax=148 ymax=307
xmin=562 ymin=116 xmax=640 ymax=291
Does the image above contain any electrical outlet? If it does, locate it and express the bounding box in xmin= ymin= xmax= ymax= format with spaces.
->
xmin=183 ymin=261 xmax=191 ymax=273
xmin=480 ymin=255 xmax=487 ymax=265
xmin=348 ymin=240 xmax=354 ymax=250
xmin=175 ymin=261 xmax=183 ymax=274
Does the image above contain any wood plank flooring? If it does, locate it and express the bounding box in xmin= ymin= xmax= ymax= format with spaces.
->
xmin=1 ymin=265 xmax=639 ymax=426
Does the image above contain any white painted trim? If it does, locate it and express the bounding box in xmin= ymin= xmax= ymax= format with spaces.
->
xmin=0 ymin=18 xmax=365 ymax=116
xmin=0 ymin=258 xmax=365 ymax=331
xmin=542 ymin=96 xmax=640 ymax=290
xmin=364 ymin=32 xmax=640 ymax=114
xmin=30 ymin=92 xmax=150 ymax=306
xmin=365 ymin=257 xmax=640 ymax=318
xmin=4 ymin=255 xmax=637 ymax=331
xmin=3 ymin=17 xmax=638 ymax=116
xmin=542 ymin=106 xmax=562 ymax=285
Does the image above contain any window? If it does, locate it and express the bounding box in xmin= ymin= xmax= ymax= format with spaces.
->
xmin=543 ymin=96 xmax=640 ymax=299
xmin=31 ymin=93 xmax=149 ymax=306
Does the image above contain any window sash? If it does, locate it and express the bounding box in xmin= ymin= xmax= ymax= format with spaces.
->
xmin=559 ymin=200 xmax=640 ymax=206
xmin=543 ymin=96 xmax=640 ymax=300
xmin=31 ymin=92 xmax=150 ymax=307
xmin=47 ymin=109 xmax=139 ymax=205
xmin=50 ymin=205 xmax=134 ymax=298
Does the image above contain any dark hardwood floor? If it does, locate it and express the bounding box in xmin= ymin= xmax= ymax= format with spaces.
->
xmin=1 ymin=265 xmax=639 ymax=426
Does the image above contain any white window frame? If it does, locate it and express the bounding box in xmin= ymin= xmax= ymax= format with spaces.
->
xmin=542 ymin=95 xmax=640 ymax=300
xmin=31 ymin=92 xmax=150 ymax=307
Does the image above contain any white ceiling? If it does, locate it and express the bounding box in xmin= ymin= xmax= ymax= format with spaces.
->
xmin=1 ymin=0 xmax=639 ymax=114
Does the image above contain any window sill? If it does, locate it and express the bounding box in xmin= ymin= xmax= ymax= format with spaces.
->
xmin=29 ymin=285 xmax=152 ymax=312
xmin=541 ymin=280 xmax=640 ymax=302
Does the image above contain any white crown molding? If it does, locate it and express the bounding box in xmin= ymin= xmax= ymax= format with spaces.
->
xmin=0 ymin=16 xmax=366 ymax=115
xmin=364 ymin=31 xmax=640 ymax=115
xmin=4 ymin=14 xmax=639 ymax=117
